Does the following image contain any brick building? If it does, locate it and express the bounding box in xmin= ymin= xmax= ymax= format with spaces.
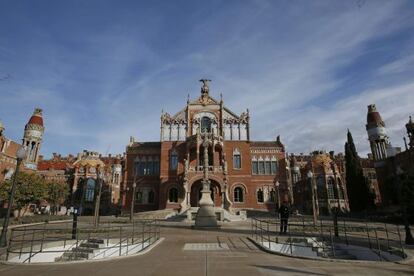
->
xmin=123 ymin=80 xmax=289 ymax=213
xmin=290 ymin=151 xmax=349 ymax=215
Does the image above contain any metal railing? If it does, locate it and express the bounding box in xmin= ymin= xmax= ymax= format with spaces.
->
xmin=5 ymin=219 xmax=160 ymax=263
xmin=250 ymin=216 xmax=406 ymax=261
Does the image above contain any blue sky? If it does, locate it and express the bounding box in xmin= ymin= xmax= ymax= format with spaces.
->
xmin=1 ymin=0 xmax=414 ymax=158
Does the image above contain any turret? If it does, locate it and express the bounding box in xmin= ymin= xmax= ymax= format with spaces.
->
xmin=366 ymin=104 xmax=391 ymax=165
xmin=23 ymin=108 xmax=44 ymax=170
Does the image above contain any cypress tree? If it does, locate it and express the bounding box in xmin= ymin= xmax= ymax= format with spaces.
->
xmin=345 ymin=130 xmax=372 ymax=212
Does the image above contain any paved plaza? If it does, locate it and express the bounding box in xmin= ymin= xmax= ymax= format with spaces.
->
xmin=0 ymin=221 xmax=413 ymax=276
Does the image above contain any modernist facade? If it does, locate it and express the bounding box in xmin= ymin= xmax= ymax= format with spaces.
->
xmin=124 ymin=80 xmax=289 ymax=213
xmin=289 ymin=151 xmax=349 ymax=215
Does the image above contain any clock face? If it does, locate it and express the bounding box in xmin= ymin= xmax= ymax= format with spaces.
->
xmin=89 ymin=167 xmax=96 ymax=173
xmin=79 ymin=167 xmax=85 ymax=173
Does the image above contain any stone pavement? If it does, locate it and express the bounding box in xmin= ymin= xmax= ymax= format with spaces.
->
xmin=0 ymin=221 xmax=413 ymax=276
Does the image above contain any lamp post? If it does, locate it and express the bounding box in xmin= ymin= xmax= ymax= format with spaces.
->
xmin=94 ymin=169 xmax=103 ymax=228
xmin=274 ymin=180 xmax=280 ymax=210
xmin=130 ymin=182 xmax=137 ymax=222
xmin=0 ymin=147 xmax=27 ymax=247
xmin=307 ymin=170 xmax=317 ymax=226
xmin=396 ymin=166 xmax=414 ymax=245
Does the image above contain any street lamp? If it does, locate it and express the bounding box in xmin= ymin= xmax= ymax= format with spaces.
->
xmin=0 ymin=147 xmax=27 ymax=247
xmin=274 ymin=180 xmax=280 ymax=210
xmin=307 ymin=170 xmax=317 ymax=226
xmin=130 ymin=182 xmax=137 ymax=222
xmin=396 ymin=166 xmax=414 ymax=245
xmin=94 ymin=168 xmax=104 ymax=227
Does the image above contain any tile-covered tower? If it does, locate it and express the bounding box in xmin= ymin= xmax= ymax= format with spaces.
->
xmin=366 ymin=104 xmax=392 ymax=167
xmin=23 ymin=108 xmax=44 ymax=170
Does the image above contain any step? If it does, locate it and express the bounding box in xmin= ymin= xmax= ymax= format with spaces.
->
xmin=87 ymin=238 xmax=104 ymax=244
xmin=72 ymin=247 xmax=96 ymax=254
xmin=79 ymin=242 xmax=105 ymax=249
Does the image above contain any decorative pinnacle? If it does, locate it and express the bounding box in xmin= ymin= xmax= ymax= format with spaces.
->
xmin=199 ymin=79 xmax=211 ymax=95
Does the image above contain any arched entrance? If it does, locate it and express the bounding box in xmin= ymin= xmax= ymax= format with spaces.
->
xmin=190 ymin=179 xmax=222 ymax=207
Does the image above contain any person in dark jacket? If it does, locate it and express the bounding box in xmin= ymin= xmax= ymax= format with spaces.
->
xmin=278 ymin=201 xmax=290 ymax=234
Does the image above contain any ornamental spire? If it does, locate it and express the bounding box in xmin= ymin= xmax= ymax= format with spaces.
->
xmin=199 ymin=79 xmax=211 ymax=96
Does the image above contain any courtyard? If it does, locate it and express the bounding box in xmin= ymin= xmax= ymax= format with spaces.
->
xmin=0 ymin=218 xmax=413 ymax=276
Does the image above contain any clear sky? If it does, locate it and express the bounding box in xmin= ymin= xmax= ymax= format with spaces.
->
xmin=1 ymin=0 xmax=413 ymax=158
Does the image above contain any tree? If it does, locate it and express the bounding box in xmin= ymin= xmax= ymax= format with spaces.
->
xmin=344 ymin=130 xmax=374 ymax=212
xmin=47 ymin=181 xmax=69 ymax=215
xmin=0 ymin=172 xmax=48 ymax=218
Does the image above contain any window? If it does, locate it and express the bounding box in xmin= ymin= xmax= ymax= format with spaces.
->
xmin=154 ymin=159 xmax=160 ymax=175
xmin=233 ymin=149 xmax=241 ymax=169
xmin=201 ymin=116 xmax=212 ymax=133
xmin=257 ymin=189 xmax=264 ymax=203
xmin=85 ymin=178 xmax=96 ymax=202
xmin=147 ymin=159 xmax=154 ymax=175
xmin=265 ymin=161 xmax=271 ymax=175
xmin=170 ymin=151 xmax=178 ymax=170
xmin=169 ymin=187 xmax=179 ymax=203
xmin=234 ymin=187 xmax=244 ymax=203
xmin=327 ymin=178 xmax=335 ymax=199
xmin=252 ymin=161 xmax=258 ymax=174
xmin=136 ymin=191 xmax=143 ymax=203
xmin=271 ymin=161 xmax=277 ymax=175
xmin=258 ymin=161 xmax=265 ymax=174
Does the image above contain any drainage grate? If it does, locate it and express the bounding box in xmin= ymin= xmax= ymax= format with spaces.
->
xmin=183 ymin=243 xmax=229 ymax=251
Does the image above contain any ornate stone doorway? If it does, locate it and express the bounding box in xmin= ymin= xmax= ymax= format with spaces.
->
xmin=190 ymin=179 xmax=221 ymax=207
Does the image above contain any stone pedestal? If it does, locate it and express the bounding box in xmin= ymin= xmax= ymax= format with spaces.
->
xmin=195 ymin=179 xmax=218 ymax=227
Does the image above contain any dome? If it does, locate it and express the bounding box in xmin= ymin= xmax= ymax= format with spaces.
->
xmin=73 ymin=151 xmax=105 ymax=168
xmin=27 ymin=108 xmax=44 ymax=127
xmin=366 ymin=104 xmax=384 ymax=127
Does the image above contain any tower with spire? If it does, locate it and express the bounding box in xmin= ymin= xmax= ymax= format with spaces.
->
xmin=366 ymin=104 xmax=392 ymax=166
xmin=23 ymin=108 xmax=44 ymax=170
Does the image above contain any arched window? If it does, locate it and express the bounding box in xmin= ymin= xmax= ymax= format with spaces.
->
xmin=257 ymin=188 xmax=264 ymax=203
xmin=316 ymin=176 xmax=326 ymax=200
xmin=327 ymin=178 xmax=335 ymax=199
xmin=201 ymin=116 xmax=212 ymax=133
xmin=258 ymin=157 xmax=265 ymax=174
xmin=271 ymin=157 xmax=277 ymax=175
xmin=251 ymin=156 xmax=258 ymax=174
xmin=136 ymin=191 xmax=143 ymax=203
xmin=269 ymin=189 xmax=276 ymax=202
xmin=148 ymin=190 xmax=155 ymax=203
xmin=169 ymin=187 xmax=179 ymax=203
xmin=234 ymin=187 xmax=244 ymax=203
xmin=233 ymin=148 xmax=241 ymax=169
xmin=170 ymin=150 xmax=178 ymax=170
xmin=85 ymin=178 xmax=96 ymax=202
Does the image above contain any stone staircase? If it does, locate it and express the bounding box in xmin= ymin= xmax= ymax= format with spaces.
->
xmin=304 ymin=237 xmax=357 ymax=260
xmin=55 ymin=238 xmax=105 ymax=262
xmin=167 ymin=207 xmax=246 ymax=222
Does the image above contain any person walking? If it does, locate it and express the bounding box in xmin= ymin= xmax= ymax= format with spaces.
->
xmin=279 ymin=201 xmax=290 ymax=234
